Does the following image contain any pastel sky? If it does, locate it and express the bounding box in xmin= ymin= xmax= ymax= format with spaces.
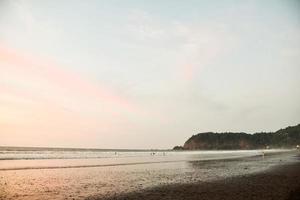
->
xmin=0 ymin=0 xmax=300 ymax=149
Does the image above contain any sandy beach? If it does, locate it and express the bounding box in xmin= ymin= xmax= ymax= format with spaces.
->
xmin=0 ymin=149 xmax=299 ymax=200
xmin=93 ymin=154 xmax=300 ymax=200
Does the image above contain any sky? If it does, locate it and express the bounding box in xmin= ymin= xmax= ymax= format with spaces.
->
xmin=0 ymin=0 xmax=300 ymax=149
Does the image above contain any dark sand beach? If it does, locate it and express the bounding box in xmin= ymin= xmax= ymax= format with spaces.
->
xmin=1 ymin=150 xmax=299 ymax=200
xmin=89 ymin=152 xmax=300 ymax=200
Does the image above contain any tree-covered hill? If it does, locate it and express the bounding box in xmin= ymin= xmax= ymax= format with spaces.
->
xmin=174 ymin=124 xmax=300 ymax=150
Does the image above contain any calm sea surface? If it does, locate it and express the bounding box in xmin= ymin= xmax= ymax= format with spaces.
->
xmin=0 ymin=146 xmax=288 ymax=170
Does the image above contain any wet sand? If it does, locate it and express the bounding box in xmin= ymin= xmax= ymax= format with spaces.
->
xmin=0 ymin=150 xmax=299 ymax=200
xmin=90 ymin=153 xmax=300 ymax=200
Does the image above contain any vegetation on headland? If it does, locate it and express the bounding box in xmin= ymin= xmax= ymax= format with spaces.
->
xmin=174 ymin=124 xmax=300 ymax=150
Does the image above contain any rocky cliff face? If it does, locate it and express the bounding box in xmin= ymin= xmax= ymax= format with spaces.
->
xmin=178 ymin=124 xmax=300 ymax=150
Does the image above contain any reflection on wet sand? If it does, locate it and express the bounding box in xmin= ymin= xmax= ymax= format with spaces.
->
xmin=0 ymin=150 xmax=297 ymax=200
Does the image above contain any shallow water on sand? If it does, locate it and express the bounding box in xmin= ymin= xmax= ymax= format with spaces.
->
xmin=0 ymin=148 xmax=296 ymax=200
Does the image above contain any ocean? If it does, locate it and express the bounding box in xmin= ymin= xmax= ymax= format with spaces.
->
xmin=0 ymin=146 xmax=285 ymax=170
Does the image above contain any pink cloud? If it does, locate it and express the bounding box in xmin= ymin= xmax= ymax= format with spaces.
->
xmin=0 ymin=45 xmax=143 ymax=147
xmin=0 ymin=45 xmax=136 ymax=112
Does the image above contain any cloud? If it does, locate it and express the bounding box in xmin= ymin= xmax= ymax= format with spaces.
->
xmin=0 ymin=45 xmax=136 ymax=111
xmin=126 ymin=10 xmax=237 ymax=81
xmin=127 ymin=10 xmax=167 ymax=40
xmin=0 ymin=45 xmax=143 ymax=146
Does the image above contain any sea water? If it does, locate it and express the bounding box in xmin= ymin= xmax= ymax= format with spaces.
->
xmin=0 ymin=146 xmax=288 ymax=170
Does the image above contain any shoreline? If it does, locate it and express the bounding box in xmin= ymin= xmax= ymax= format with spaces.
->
xmin=1 ymin=149 xmax=287 ymax=171
xmin=0 ymin=150 xmax=294 ymax=171
xmin=1 ymin=150 xmax=298 ymax=200
xmin=89 ymin=152 xmax=300 ymax=200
